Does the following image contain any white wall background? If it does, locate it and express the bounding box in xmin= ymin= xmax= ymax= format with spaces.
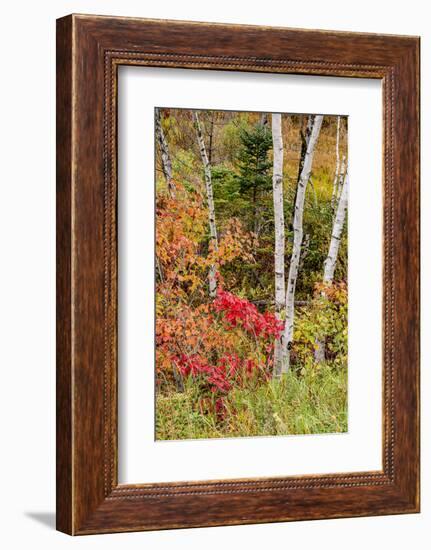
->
xmin=0 ymin=1 xmax=427 ymax=548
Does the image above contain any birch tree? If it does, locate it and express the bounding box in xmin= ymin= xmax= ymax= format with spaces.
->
xmin=336 ymin=155 xmax=347 ymax=203
xmin=282 ymin=115 xmax=323 ymax=374
xmin=330 ymin=116 xmax=341 ymax=210
xmin=314 ymin=169 xmax=349 ymax=362
xmin=324 ymin=170 xmax=348 ymax=283
xmin=271 ymin=113 xmax=286 ymax=377
xmin=155 ymin=107 xmax=175 ymax=197
xmin=193 ymin=111 xmax=219 ymax=298
xmin=290 ymin=116 xmax=314 ymax=233
xmin=296 ymin=116 xmax=314 ymax=184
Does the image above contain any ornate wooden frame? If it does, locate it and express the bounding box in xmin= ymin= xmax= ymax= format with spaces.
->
xmin=56 ymin=14 xmax=420 ymax=535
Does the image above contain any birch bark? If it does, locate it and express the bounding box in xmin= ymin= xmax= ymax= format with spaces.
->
xmin=282 ymin=115 xmax=323 ymax=374
xmin=331 ymin=116 xmax=341 ymax=210
xmin=271 ymin=114 xmax=286 ymax=378
xmin=315 ymin=165 xmax=349 ymax=363
xmin=336 ymin=155 xmax=347 ymax=204
xmin=296 ymin=116 xmax=314 ymax=186
xmin=290 ymin=116 xmax=314 ymax=233
xmin=193 ymin=111 xmax=219 ymax=298
xmin=155 ymin=107 xmax=175 ymax=197
xmin=324 ymin=171 xmax=348 ymax=283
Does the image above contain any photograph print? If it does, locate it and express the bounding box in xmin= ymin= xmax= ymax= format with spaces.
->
xmin=155 ymin=108 xmax=348 ymax=441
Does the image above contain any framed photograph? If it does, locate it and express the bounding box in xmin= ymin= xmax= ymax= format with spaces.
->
xmin=56 ymin=14 xmax=420 ymax=535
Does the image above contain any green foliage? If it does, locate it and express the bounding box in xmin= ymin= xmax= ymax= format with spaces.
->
xmin=293 ymin=282 xmax=348 ymax=371
xmin=236 ymin=124 xmax=273 ymax=199
xmin=211 ymin=165 xmax=243 ymax=215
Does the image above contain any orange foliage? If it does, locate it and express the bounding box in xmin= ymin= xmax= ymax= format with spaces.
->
xmin=155 ymin=181 xmax=269 ymax=395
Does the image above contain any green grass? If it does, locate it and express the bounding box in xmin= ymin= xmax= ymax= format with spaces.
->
xmin=156 ymin=365 xmax=347 ymax=440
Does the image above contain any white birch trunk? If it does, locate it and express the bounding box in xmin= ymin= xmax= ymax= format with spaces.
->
xmin=282 ymin=115 xmax=323 ymax=374
xmin=296 ymin=116 xmax=314 ymax=185
xmin=336 ymin=155 xmax=347 ymax=204
xmin=271 ymin=114 xmax=286 ymax=378
xmin=324 ymin=171 xmax=348 ymax=283
xmin=155 ymin=107 xmax=175 ymax=197
xmin=315 ymin=163 xmax=349 ymax=363
xmin=331 ymin=116 xmax=341 ymax=210
xmin=291 ymin=116 xmax=314 ymax=232
xmin=193 ymin=111 xmax=218 ymax=298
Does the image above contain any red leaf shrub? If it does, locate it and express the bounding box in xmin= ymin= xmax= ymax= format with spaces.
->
xmin=213 ymin=290 xmax=284 ymax=339
xmin=158 ymin=288 xmax=283 ymax=423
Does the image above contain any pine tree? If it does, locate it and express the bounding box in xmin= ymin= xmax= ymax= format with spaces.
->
xmin=237 ymin=124 xmax=272 ymax=198
xmin=236 ymin=124 xmax=273 ymax=234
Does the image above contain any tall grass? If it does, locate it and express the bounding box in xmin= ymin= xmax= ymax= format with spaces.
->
xmin=156 ymin=364 xmax=347 ymax=440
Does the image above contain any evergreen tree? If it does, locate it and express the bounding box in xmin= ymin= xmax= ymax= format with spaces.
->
xmin=237 ymin=124 xmax=273 ymax=201
xmin=236 ymin=124 xmax=273 ymax=234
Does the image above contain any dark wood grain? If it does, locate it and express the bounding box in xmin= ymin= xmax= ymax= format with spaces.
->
xmin=56 ymin=15 xmax=73 ymax=535
xmin=56 ymin=14 xmax=420 ymax=535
